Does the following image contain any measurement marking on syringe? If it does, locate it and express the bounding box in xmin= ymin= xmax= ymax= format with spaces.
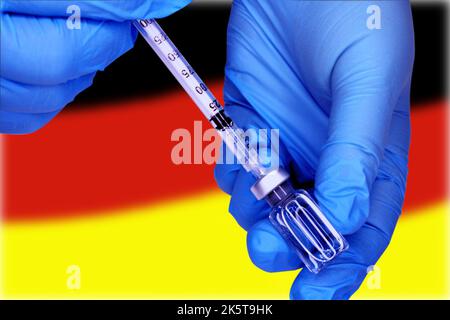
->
xmin=181 ymin=68 xmax=195 ymax=78
xmin=134 ymin=18 xmax=224 ymax=121
xmin=153 ymin=33 xmax=168 ymax=45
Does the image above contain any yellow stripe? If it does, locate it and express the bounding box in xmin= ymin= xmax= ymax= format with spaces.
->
xmin=1 ymin=192 xmax=448 ymax=299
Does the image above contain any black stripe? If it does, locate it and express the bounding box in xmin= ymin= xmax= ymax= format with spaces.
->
xmin=71 ymin=2 xmax=448 ymax=110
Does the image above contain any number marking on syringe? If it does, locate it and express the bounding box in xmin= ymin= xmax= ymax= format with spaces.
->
xmin=135 ymin=19 xmax=224 ymax=120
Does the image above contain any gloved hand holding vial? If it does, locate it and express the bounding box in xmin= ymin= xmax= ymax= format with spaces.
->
xmin=0 ymin=0 xmax=414 ymax=300
xmin=134 ymin=18 xmax=349 ymax=274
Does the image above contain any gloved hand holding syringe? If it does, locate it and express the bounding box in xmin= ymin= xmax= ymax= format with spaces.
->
xmin=134 ymin=19 xmax=348 ymax=273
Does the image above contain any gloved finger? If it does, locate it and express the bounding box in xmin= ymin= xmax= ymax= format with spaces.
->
xmin=1 ymin=13 xmax=136 ymax=86
xmin=0 ymin=73 xmax=95 ymax=114
xmin=228 ymin=168 xmax=271 ymax=230
xmin=215 ymin=137 xmax=272 ymax=230
xmin=1 ymin=0 xmax=191 ymax=21
xmin=215 ymin=145 xmax=277 ymax=230
xmin=290 ymin=176 xmax=404 ymax=300
xmin=313 ymin=7 xmax=414 ymax=234
xmin=215 ymin=134 xmax=266 ymax=229
xmin=290 ymin=105 xmax=410 ymax=300
xmin=214 ymin=143 xmax=240 ymax=195
xmin=214 ymin=131 xmax=285 ymax=195
xmin=247 ymin=219 xmax=302 ymax=272
xmin=0 ymin=109 xmax=61 ymax=134
xmin=0 ymin=73 xmax=95 ymax=133
xmin=360 ymin=88 xmax=410 ymax=237
xmin=214 ymin=105 xmax=291 ymax=230
xmin=214 ymin=104 xmax=291 ymax=194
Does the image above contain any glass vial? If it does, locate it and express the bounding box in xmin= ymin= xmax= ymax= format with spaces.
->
xmin=268 ymin=187 xmax=348 ymax=273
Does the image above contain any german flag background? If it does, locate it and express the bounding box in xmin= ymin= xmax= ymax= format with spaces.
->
xmin=0 ymin=1 xmax=448 ymax=299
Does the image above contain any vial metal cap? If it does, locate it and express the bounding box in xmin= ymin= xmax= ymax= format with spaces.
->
xmin=250 ymin=168 xmax=290 ymax=200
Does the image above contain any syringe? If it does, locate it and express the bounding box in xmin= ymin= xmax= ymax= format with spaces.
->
xmin=134 ymin=19 xmax=348 ymax=273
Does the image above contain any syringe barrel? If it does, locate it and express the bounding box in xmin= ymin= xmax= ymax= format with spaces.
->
xmin=133 ymin=19 xmax=221 ymax=121
xmin=134 ymin=19 xmax=267 ymax=179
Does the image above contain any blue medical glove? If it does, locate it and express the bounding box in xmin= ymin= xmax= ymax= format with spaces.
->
xmin=215 ymin=0 xmax=414 ymax=299
xmin=0 ymin=0 xmax=191 ymax=134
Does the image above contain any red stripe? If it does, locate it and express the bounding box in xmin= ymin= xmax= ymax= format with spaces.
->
xmin=403 ymin=100 xmax=448 ymax=210
xmin=1 ymin=82 xmax=447 ymax=220
xmin=3 ymin=83 xmax=222 ymax=220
